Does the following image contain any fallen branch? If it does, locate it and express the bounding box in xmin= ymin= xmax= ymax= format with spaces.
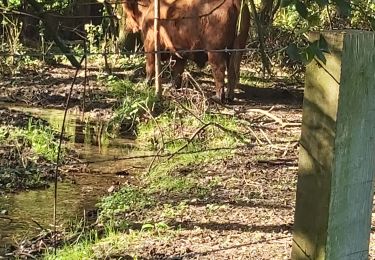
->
xmin=259 ymin=128 xmax=273 ymax=145
xmin=167 ymin=122 xmax=212 ymax=160
xmin=257 ymin=158 xmax=297 ymax=166
xmin=247 ymin=108 xmax=284 ymax=125
xmin=168 ymin=121 xmax=250 ymax=161
xmin=147 ymin=147 xmax=163 ymax=174
xmin=32 ymin=218 xmax=48 ymax=232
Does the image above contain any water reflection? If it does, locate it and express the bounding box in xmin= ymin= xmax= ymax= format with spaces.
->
xmin=0 ymin=182 xmax=97 ymax=253
xmin=0 ymin=103 xmax=147 ymax=255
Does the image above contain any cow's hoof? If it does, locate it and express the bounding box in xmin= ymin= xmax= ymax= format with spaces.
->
xmin=145 ymin=78 xmax=153 ymax=86
xmin=171 ymin=81 xmax=182 ymax=89
xmin=210 ymin=95 xmax=223 ymax=104
xmin=171 ymin=77 xmax=183 ymax=89
xmin=219 ymin=91 xmax=226 ymax=103
xmin=211 ymin=92 xmax=226 ymax=104
xmin=225 ymin=95 xmax=235 ymax=104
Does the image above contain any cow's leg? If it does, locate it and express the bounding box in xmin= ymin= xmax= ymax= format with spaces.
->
xmin=145 ymin=53 xmax=155 ymax=86
xmin=227 ymin=52 xmax=240 ymax=102
xmin=171 ymin=58 xmax=186 ymax=89
xmin=208 ymin=52 xmax=226 ymax=102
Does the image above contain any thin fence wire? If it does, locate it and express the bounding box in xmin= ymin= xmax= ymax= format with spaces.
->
xmin=0 ymin=48 xmax=261 ymax=57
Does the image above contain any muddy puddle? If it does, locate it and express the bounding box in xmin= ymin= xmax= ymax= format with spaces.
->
xmin=0 ymin=102 xmax=148 ymax=254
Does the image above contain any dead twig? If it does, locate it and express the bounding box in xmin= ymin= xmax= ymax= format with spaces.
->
xmin=147 ymin=147 xmax=163 ymax=174
xmin=167 ymin=122 xmax=212 ymax=160
xmin=257 ymin=158 xmax=297 ymax=166
xmin=139 ymin=103 xmax=165 ymax=150
xmin=0 ymin=216 xmax=13 ymax=224
xmin=168 ymin=121 xmax=249 ymax=161
xmin=247 ymin=127 xmax=264 ymax=145
xmin=32 ymin=219 xmax=49 ymax=232
xmin=282 ymin=141 xmax=291 ymax=157
xmin=172 ymin=97 xmax=205 ymax=124
xmin=247 ymin=108 xmax=284 ymax=125
xmin=259 ymin=128 xmax=273 ymax=146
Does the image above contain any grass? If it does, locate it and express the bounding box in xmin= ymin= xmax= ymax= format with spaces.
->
xmin=137 ymin=112 xmax=247 ymax=152
xmin=41 ymin=93 xmax=249 ymax=259
xmin=45 ymin=222 xmax=175 ymax=260
xmin=104 ymin=76 xmax=159 ymax=134
xmin=0 ymin=119 xmax=64 ymax=192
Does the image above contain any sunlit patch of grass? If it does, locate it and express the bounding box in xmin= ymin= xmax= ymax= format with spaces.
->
xmin=104 ymin=76 xmax=158 ymax=133
xmin=45 ymin=222 xmax=175 ymax=260
xmin=122 ymin=109 xmax=247 ymax=202
xmin=0 ymin=119 xmax=66 ymax=192
xmin=118 ymin=54 xmax=145 ymax=71
xmin=137 ymin=111 xmax=247 ymax=152
xmin=145 ymin=151 xmax=226 ymax=196
xmin=24 ymin=120 xmax=62 ymax=162
xmin=99 ymin=187 xmax=154 ymax=221
xmin=0 ymin=119 xmax=62 ymax=163
xmin=44 ymin=241 xmax=95 ymax=260
xmin=160 ymin=201 xmax=189 ymax=219
xmin=41 ymin=101 xmax=250 ymax=258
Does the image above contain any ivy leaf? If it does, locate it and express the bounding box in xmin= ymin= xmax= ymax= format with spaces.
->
xmin=141 ymin=223 xmax=154 ymax=231
xmin=155 ymin=222 xmax=169 ymax=230
xmin=286 ymin=43 xmax=301 ymax=61
xmin=306 ymin=40 xmax=327 ymax=64
xmin=295 ymin=1 xmax=309 ymax=19
xmin=318 ymin=36 xmax=329 ymax=53
xmin=311 ymin=41 xmax=327 ymax=64
xmin=301 ymin=45 xmax=316 ymax=64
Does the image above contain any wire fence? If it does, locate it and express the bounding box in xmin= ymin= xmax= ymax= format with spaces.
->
xmin=0 ymin=2 xmax=289 ymax=256
xmin=0 ymin=47 xmax=264 ymax=57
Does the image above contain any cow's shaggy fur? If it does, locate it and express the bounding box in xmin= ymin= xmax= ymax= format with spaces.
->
xmin=123 ymin=0 xmax=250 ymax=102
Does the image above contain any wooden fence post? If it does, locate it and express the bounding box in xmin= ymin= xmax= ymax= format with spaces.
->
xmin=292 ymin=31 xmax=375 ymax=260
xmin=154 ymin=0 xmax=162 ymax=98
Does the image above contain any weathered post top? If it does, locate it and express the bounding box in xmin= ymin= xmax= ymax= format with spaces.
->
xmin=292 ymin=30 xmax=375 ymax=260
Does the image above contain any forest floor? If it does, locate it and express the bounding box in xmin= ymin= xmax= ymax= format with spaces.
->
xmin=1 ymin=64 xmax=374 ymax=259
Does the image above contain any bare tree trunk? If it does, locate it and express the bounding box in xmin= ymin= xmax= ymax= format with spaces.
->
xmin=248 ymin=0 xmax=271 ymax=76
xmin=25 ymin=0 xmax=81 ymax=68
xmin=258 ymin=0 xmax=280 ymax=27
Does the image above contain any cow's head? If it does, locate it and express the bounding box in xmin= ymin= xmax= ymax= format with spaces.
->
xmin=122 ymin=0 xmax=151 ymax=33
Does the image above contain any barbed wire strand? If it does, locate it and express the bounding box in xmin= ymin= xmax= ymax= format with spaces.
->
xmin=0 ymin=47 xmax=260 ymax=58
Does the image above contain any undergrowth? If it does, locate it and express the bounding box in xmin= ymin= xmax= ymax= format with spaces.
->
xmin=47 ymin=102 xmax=250 ymax=259
xmin=104 ymin=76 xmax=158 ymax=134
xmin=0 ymin=119 xmax=63 ymax=192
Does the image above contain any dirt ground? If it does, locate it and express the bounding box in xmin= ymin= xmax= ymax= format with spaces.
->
xmin=1 ymin=66 xmax=374 ymax=259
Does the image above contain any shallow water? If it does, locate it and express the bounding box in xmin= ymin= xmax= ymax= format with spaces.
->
xmin=0 ymin=103 xmax=148 ymax=255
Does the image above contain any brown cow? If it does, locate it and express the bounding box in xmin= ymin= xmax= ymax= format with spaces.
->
xmin=123 ymin=0 xmax=250 ymax=102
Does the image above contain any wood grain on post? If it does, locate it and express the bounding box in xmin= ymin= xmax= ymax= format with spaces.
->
xmin=154 ymin=0 xmax=162 ymax=98
xmin=292 ymin=31 xmax=375 ymax=260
